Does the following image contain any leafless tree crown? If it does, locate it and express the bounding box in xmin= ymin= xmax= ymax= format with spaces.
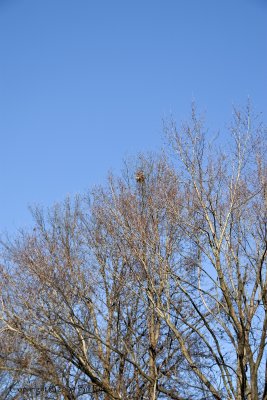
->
xmin=1 ymin=104 xmax=267 ymax=400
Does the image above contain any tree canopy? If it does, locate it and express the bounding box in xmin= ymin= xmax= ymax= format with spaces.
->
xmin=1 ymin=104 xmax=267 ymax=400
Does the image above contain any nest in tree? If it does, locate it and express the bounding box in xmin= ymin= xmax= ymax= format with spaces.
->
xmin=135 ymin=170 xmax=145 ymax=183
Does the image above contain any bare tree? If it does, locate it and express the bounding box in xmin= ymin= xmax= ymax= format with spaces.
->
xmin=0 ymin=104 xmax=266 ymax=399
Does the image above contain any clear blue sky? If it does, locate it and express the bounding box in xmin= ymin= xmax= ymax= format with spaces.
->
xmin=0 ymin=0 xmax=266 ymax=231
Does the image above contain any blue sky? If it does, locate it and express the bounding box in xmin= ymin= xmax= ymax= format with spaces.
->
xmin=0 ymin=0 xmax=266 ymax=231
